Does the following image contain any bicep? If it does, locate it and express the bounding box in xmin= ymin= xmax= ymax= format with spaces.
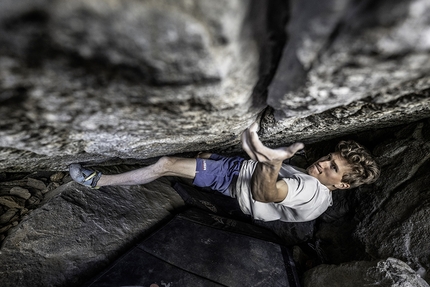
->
xmin=252 ymin=178 xmax=289 ymax=203
xmin=273 ymin=179 xmax=288 ymax=203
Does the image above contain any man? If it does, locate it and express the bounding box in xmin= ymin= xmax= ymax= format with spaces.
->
xmin=69 ymin=121 xmax=380 ymax=222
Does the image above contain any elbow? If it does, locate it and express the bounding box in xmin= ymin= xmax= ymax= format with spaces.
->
xmin=252 ymin=192 xmax=275 ymax=203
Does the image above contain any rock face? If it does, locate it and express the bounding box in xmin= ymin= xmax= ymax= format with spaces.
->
xmin=0 ymin=173 xmax=62 ymax=242
xmin=355 ymin=120 xmax=430 ymax=279
xmin=0 ymin=0 xmax=261 ymax=172
xmin=304 ymin=119 xmax=430 ymax=286
xmin=0 ymin=0 xmax=430 ymax=286
xmin=304 ymin=258 xmax=429 ymax=287
xmin=0 ymin=177 xmax=185 ymax=287
xmin=269 ymin=0 xmax=430 ymax=119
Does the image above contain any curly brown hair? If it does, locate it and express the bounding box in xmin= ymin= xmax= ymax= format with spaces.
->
xmin=336 ymin=140 xmax=380 ymax=188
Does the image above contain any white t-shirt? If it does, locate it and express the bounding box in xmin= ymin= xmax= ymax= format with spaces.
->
xmin=229 ymin=159 xmax=332 ymax=222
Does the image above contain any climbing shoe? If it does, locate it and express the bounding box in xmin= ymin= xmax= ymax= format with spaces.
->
xmin=69 ymin=163 xmax=102 ymax=188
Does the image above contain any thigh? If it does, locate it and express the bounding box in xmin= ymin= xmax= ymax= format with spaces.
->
xmin=161 ymin=157 xmax=197 ymax=179
xmin=193 ymin=155 xmax=244 ymax=195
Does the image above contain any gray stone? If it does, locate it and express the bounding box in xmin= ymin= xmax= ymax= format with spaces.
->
xmin=26 ymin=178 xmax=46 ymax=191
xmin=0 ymin=0 xmax=429 ymax=286
xmin=19 ymin=208 xmax=28 ymax=216
xmin=0 ymin=177 xmax=184 ymax=287
xmin=259 ymin=77 xmax=430 ymax=146
xmin=26 ymin=196 xmax=40 ymax=207
xmin=268 ymin=0 xmax=352 ymax=105
xmin=269 ymin=0 xmax=430 ymax=119
xmin=9 ymin=187 xmax=31 ymax=200
xmin=0 ymin=196 xmax=25 ymax=210
xmin=353 ymin=121 xmax=430 ymax=277
xmin=304 ymin=258 xmax=429 ymax=287
xmin=0 ymin=0 xmax=261 ymax=173
xmin=0 ymin=224 xmax=12 ymax=234
xmin=43 ymin=182 xmax=60 ymax=194
xmin=0 ymin=209 xmax=18 ymax=225
xmin=49 ymin=172 xmax=65 ymax=183
xmin=47 ymin=0 xmax=255 ymax=86
xmin=300 ymin=119 xmax=430 ymax=284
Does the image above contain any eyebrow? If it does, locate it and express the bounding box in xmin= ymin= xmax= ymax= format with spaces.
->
xmin=329 ymin=154 xmax=339 ymax=172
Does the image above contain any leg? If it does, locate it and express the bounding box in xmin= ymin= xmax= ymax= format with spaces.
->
xmin=193 ymin=155 xmax=244 ymax=196
xmin=70 ymin=157 xmax=197 ymax=188
xmin=196 ymin=152 xmax=212 ymax=159
xmin=98 ymin=156 xmax=196 ymax=187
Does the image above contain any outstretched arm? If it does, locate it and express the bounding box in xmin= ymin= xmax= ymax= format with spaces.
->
xmin=241 ymin=121 xmax=304 ymax=202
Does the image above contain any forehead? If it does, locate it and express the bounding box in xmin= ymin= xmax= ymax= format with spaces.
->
xmin=331 ymin=152 xmax=351 ymax=173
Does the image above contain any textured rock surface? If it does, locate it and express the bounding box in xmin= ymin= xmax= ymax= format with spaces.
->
xmin=354 ymin=120 xmax=430 ymax=280
xmin=258 ymin=77 xmax=430 ymax=149
xmin=0 ymin=0 xmax=428 ymax=172
xmin=0 ymin=0 xmax=430 ymax=286
xmin=304 ymin=258 xmax=429 ymax=287
xmin=269 ymin=0 xmax=430 ymax=119
xmin=0 ymin=175 xmax=185 ymax=287
xmin=0 ymin=0 xmax=261 ymax=172
xmin=296 ymin=118 xmax=430 ymax=284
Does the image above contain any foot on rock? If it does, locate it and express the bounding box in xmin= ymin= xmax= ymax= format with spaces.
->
xmin=69 ymin=164 xmax=102 ymax=188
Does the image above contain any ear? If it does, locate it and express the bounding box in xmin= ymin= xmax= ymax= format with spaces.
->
xmin=334 ymin=182 xmax=350 ymax=190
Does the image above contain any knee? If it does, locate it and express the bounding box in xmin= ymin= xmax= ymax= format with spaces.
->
xmin=154 ymin=156 xmax=175 ymax=175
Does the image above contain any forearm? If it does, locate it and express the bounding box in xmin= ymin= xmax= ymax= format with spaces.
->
xmin=241 ymin=119 xmax=301 ymax=202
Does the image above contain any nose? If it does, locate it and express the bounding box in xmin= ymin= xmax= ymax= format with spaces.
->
xmin=319 ymin=160 xmax=330 ymax=169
